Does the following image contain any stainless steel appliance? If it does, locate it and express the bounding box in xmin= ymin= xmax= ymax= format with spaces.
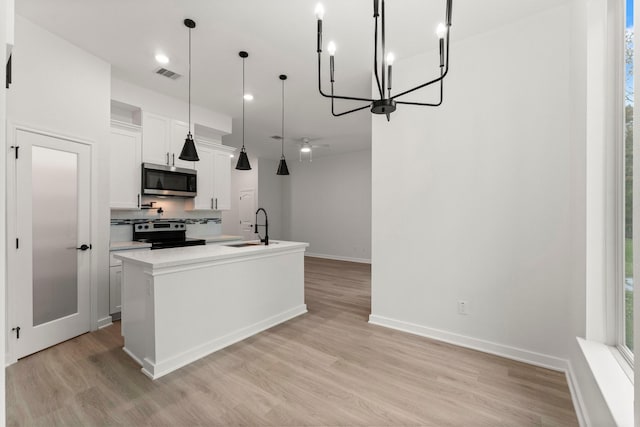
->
xmin=142 ymin=163 xmax=197 ymax=197
xmin=133 ymin=221 xmax=206 ymax=250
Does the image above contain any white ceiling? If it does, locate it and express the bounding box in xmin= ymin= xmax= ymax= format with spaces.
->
xmin=16 ymin=0 xmax=567 ymax=160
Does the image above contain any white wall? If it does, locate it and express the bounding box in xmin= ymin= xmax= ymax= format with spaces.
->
xmin=222 ymin=155 xmax=259 ymax=237
xmin=258 ymin=158 xmax=284 ymax=240
xmin=7 ymin=16 xmax=112 ymax=330
xmin=370 ymin=2 xmax=605 ymax=422
xmin=284 ymin=151 xmax=371 ymax=263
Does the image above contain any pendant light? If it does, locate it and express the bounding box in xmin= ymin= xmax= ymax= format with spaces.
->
xmin=276 ymin=74 xmax=290 ymax=176
xmin=178 ymin=18 xmax=199 ymax=162
xmin=235 ymin=51 xmax=252 ymax=170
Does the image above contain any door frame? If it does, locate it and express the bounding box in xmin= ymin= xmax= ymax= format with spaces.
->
xmin=6 ymin=122 xmax=99 ymax=364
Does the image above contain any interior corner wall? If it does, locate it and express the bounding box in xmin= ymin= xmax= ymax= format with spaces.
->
xmin=222 ymin=155 xmax=259 ymax=237
xmin=257 ymin=158 xmax=284 ymax=240
xmin=7 ymin=16 xmax=111 ymax=330
xmin=372 ymin=4 xmax=584 ymax=366
xmin=284 ymin=151 xmax=372 ymax=263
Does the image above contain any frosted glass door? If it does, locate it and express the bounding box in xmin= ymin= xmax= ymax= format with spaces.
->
xmin=32 ymin=146 xmax=79 ymax=326
xmin=10 ymin=128 xmax=91 ymax=360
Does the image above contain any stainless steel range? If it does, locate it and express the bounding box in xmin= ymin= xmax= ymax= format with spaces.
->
xmin=133 ymin=221 xmax=206 ymax=250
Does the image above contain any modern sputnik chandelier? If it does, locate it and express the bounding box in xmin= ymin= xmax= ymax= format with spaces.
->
xmin=315 ymin=0 xmax=453 ymax=121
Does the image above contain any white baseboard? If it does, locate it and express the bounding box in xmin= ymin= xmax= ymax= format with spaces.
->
xmin=368 ymin=314 xmax=569 ymax=372
xmin=305 ymin=252 xmax=371 ymax=264
xmin=565 ymin=360 xmax=589 ymax=427
xmin=143 ymin=304 xmax=308 ymax=380
xmin=97 ymin=316 xmax=113 ymax=330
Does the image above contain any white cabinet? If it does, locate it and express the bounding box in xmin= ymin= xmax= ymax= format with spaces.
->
xmin=213 ymin=150 xmax=232 ymax=210
xmin=141 ymin=112 xmax=195 ymax=169
xmin=193 ymin=145 xmax=216 ymax=210
xmin=189 ymin=142 xmax=235 ymax=211
xmin=109 ymin=248 xmax=149 ymax=315
xmin=109 ymin=265 xmax=122 ymax=315
xmin=109 ymin=121 xmax=142 ymax=209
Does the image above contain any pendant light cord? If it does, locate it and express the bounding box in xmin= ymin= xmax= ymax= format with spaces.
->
xmin=188 ymin=27 xmax=192 ymax=135
xmin=242 ymin=57 xmax=246 ymax=150
xmin=281 ymin=79 xmax=285 ymax=158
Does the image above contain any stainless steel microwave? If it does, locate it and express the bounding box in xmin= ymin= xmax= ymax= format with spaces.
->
xmin=142 ymin=163 xmax=197 ymax=197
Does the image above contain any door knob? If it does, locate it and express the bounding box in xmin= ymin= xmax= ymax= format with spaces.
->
xmin=76 ymin=244 xmax=92 ymax=251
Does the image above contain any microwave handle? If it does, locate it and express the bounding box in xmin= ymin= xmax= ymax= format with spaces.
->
xmin=137 ymin=194 xmax=140 ymax=208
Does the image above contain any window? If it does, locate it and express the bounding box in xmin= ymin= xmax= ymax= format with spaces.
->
xmin=622 ymin=0 xmax=635 ymax=356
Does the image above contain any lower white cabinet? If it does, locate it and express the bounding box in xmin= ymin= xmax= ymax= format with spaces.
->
xmin=110 ymin=248 xmax=150 ymax=315
xmin=109 ymin=265 xmax=122 ymax=315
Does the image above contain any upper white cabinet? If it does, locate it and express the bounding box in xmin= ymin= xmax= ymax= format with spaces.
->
xmin=189 ymin=140 xmax=235 ymax=211
xmin=109 ymin=121 xmax=142 ymax=210
xmin=192 ymin=145 xmax=215 ymax=210
xmin=213 ymin=150 xmax=232 ymax=210
xmin=141 ymin=112 xmax=194 ymax=170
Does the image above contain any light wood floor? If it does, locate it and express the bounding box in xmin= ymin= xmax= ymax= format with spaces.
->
xmin=7 ymin=257 xmax=578 ymax=426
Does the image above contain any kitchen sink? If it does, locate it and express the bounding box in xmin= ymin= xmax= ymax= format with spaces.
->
xmin=224 ymin=242 xmax=279 ymax=248
xmin=225 ymin=243 xmax=261 ymax=248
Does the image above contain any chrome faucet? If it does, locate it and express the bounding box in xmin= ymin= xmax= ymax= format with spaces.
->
xmin=254 ymin=208 xmax=269 ymax=245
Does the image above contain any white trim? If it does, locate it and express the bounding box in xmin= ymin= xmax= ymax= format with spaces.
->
xmin=565 ymin=360 xmax=590 ymax=427
xmin=305 ymin=252 xmax=371 ymax=265
xmin=139 ymin=304 xmax=307 ymax=380
xmin=97 ymin=316 xmax=113 ymax=329
xmin=110 ymin=119 xmax=141 ymax=132
xmin=368 ymin=314 xmax=568 ymax=371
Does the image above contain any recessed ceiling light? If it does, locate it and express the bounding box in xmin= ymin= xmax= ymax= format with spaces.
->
xmin=301 ymin=147 xmax=312 ymax=153
xmin=243 ymin=94 xmax=254 ymax=101
xmin=229 ymin=154 xmax=235 ymax=158
xmin=155 ymin=53 xmax=170 ymax=64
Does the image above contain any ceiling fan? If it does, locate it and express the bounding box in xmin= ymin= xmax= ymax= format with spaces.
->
xmin=268 ymin=136 xmax=330 ymax=162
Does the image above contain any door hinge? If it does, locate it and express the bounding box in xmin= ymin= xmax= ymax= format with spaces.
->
xmin=12 ymin=326 xmax=20 ymax=339
xmin=15 ymin=238 xmax=18 ymax=249
xmin=10 ymin=145 xmax=19 ymax=159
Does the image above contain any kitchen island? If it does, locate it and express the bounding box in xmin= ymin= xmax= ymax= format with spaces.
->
xmin=113 ymin=240 xmax=308 ymax=379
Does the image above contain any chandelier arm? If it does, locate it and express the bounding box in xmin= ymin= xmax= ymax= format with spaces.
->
xmin=332 ymin=102 xmax=372 ymax=117
xmin=331 ymin=82 xmax=371 ymax=116
xmin=373 ymin=17 xmax=384 ymax=98
xmin=395 ymin=69 xmax=444 ymax=107
xmin=390 ymin=35 xmax=450 ymax=100
xmin=317 ymin=53 xmax=374 ymax=102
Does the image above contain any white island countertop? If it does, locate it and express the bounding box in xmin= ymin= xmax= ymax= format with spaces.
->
xmin=114 ymin=240 xmax=309 ymax=270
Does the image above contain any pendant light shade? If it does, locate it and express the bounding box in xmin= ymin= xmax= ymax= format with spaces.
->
xmin=277 ymin=158 xmax=290 ymax=175
xmin=236 ymin=147 xmax=251 ymax=170
xmin=179 ymin=133 xmax=199 ymax=161
xmin=179 ymin=18 xmax=200 ymax=162
xmin=276 ymin=74 xmax=290 ymax=176
xmin=235 ymin=51 xmax=252 ymax=170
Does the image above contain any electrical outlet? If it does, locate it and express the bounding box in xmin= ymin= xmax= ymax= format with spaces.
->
xmin=457 ymin=300 xmax=469 ymax=315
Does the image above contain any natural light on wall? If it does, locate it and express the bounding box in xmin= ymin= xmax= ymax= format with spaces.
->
xmin=624 ymin=0 xmax=634 ymax=355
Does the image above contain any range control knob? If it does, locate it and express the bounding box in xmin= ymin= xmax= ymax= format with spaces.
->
xmin=137 ymin=225 xmax=142 ymax=230
xmin=144 ymin=225 xmax=149 ymax=229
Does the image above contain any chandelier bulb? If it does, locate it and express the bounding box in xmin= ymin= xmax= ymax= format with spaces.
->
xmin=327 ymin=41 xmax=337 ymax=56
xmin=386 ymin=52 xmax=395 ymax=66
xmin=436 ymin=23 xmax=447 ymax=39
xmin=315 ymin=3 xmax=325 ymax=20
